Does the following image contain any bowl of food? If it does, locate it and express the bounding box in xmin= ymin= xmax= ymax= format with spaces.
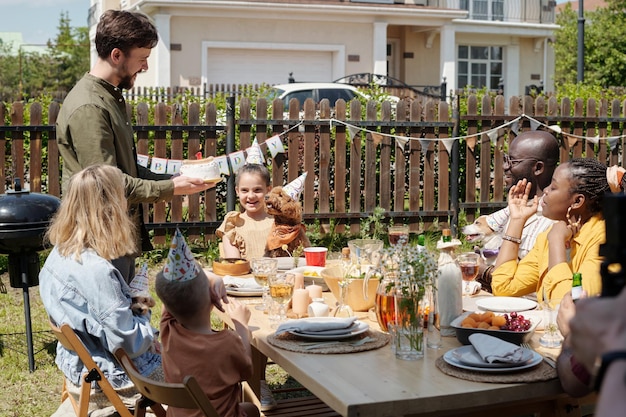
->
xmin=320 ymin=266 xmax=379 ymax=311
xmin=287 ymin=266 xmax=328 ymax=291
xmin=212 ymin=258 xmax=251 ymax=276
xmin=451 ymin=310 xmax=539 ymax=345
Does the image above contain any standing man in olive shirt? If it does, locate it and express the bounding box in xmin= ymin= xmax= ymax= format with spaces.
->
xmin=56 ymin=10 xmax=212 ymax=283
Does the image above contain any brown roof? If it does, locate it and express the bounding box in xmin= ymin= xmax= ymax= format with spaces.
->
xmin=556 ymin=0 xmax=607 ymax=13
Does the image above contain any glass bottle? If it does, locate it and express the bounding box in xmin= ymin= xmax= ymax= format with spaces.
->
xmin=442 ymin=228 xmax=452 ymax=243
xmin=571 ymin=272 xmax=583 ymax=301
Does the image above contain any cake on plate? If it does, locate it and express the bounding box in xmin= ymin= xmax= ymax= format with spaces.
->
xmin=180 ymin=157 xmax=221 ymax=182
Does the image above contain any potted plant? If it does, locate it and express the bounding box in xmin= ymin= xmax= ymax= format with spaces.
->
xmin=381 ymin=237 xmax=437 ymax=360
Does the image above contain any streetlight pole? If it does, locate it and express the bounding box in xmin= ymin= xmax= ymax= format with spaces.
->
xmin=577 ymin=0 xmax=585 ymax=83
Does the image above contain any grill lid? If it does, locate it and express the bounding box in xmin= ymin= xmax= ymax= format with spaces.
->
xmin=0 ymin=179 xmax=60 ymax=253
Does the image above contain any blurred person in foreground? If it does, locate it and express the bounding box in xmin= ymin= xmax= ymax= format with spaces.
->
xmin=156 ymin=230 xmax=259 ymax=417
xmin=477 ymin=130 xmax=559 ymax=292
xmin=56 ymin=9 xmax=212 ymax=284
xmin=561 ymin=286 xmax=626 ymax=416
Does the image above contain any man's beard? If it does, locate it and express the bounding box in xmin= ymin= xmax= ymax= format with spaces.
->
xmin=118 ymin=73 xmax=136 ymax=90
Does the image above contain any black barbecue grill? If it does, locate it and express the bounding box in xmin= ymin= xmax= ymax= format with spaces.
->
xmin=0 ymin=179 xmax=60 ymax=371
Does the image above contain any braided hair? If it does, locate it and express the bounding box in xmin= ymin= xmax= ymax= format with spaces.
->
xmin=566 ymin=158 xmax=610 ymax=214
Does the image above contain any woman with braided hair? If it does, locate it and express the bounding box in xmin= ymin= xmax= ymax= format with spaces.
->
xmin=491 ymin=158 xmax=608 ymax=302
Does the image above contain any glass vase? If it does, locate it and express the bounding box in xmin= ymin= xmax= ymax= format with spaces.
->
xmin=393 ymin=290 xmax=425 ymax=361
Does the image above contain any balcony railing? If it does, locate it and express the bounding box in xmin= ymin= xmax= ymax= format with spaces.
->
xmin=429 ymin=0 xmax=556 ymax=24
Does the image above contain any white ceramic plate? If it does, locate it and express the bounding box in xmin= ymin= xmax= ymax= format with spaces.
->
xmin=203 ymin=177 xmax=222 ymax=185
xmin=452 ymin=345 xmax=534 ymax=368
xmin=289 ymin=321 xmax=369 ymax=340
xmin=443 ymin=347 xmax=542 ymax=373
xmin=226 ymin=287 xmax=263 ymax=297
xmin=286 ymin=266 xmax=328 ymax=290
xmin=274 ymin=257 xmax=306 ymax=270
xmin=475 ymin=297 xmax=538 ymax=313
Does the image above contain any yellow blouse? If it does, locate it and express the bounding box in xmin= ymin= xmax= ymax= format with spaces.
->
xmin=216 ymin=211 xmax=274 ymax=260
xmin=491 ymin=214 xmax=605 ymax=303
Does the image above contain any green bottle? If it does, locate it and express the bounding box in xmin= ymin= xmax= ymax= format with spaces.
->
xmin=442 ymin=229 xmax=452 ymax=243
xmin=572 ymin=272 xmax=583 ymax=301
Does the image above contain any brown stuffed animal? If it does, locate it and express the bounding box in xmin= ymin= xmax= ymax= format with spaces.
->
xmin=130 ymin=295 xmax=156 ymax=316
xmin=264 ymin=186 xmax=311 ymax=257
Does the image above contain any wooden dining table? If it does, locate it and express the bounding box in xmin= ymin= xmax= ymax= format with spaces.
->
xmin=220 ymin=283 xmax=595 ymax=417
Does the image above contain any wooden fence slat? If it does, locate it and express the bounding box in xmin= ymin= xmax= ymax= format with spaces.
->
xmin=171 ymin=103 xmax=184 ymax=224
xmin=437 ymin=101 xmax=450 ymax=224
xmin=379 ymin=101 xmax=392 ymax=213
xmin=270 ymin=99 xmax=287 ymax=190
xmin=318 ymin=100 xmax=331 ymax=234
xmin=334 ymin=101 xmax=347 ymax=234
xmin=10 ymin=102 xmax=25 ymax=189
xmin=349 ymin=100 xmax=362 ymax=235
xmin=409 ymin=100 xmax=423 ymax=228
xmin=152 ymin=102 xmax=169 ymax=245
xmin=394 ymin=100 xmax=408 ymax=215
xmin=48 ymin=102 xmax=60 ymax=197
xmin=0 ymin=103 xmax=6 ymax=194
xmin=187 ymin=102 xmax=202 ymax=242
xmin=364 ymin=101 xmax=378 ymax=213
xmin=303 ymin=99 xmax=316 ymax=215
xmin=29 ymin=102 xmax=43 ymax=193
xmin=465 ymin=94 xmax=478 ymax=223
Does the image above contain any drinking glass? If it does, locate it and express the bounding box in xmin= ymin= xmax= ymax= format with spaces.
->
xmin=251 ymin=258 xmax=278 ymax=311
xmin=539 ymin=298 xmax=563 ymax=348
xmin=268 ymin=273 xmax=295 ymax=325
xmin=388 ymin=225 xmax=410 ymax=246
xmin=457 ymin=252 xmax=480 ymax=296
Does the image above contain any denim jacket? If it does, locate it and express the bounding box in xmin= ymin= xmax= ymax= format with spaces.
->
xmin=39 ymin=247 xmax=161 ymax=388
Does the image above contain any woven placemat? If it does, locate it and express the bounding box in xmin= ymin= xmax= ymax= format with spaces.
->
xmin=267 ymin=330 xmax=390 ymax=354
xmin=435 ymin=356 xmax=557 ymax=383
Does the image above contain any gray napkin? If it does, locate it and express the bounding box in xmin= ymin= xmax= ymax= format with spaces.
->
xmin=468 ymin=333 xmax=527 ymax=364
xmin=275 ymin=317 xmax=358 ymax=336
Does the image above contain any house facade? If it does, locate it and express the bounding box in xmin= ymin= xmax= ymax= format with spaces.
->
xmin=89 ymin=0 xmax=558 ymax=99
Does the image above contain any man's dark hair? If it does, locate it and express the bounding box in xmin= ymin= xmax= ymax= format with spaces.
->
xmin=95 ymin=10 xmax=158 ymax=58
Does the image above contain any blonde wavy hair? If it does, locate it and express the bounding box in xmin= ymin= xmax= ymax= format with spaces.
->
xmin=46 ymin=165 xmax=138 ymax=261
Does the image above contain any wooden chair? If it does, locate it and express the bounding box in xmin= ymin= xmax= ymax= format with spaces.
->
xmin=114 ymin=347 xmax=220 ymax=417
xmin=48 ymin=319 xmax=133 ymax=417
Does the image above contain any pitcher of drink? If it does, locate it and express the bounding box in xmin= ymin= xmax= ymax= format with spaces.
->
xmin=369 ymin=266 xmax=398 ymax=333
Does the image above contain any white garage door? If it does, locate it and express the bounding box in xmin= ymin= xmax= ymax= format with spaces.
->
xmin=206 ymin=48 xmax=333 ymax=85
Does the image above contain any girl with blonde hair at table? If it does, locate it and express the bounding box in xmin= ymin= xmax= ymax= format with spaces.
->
xmin=491 ymin=158 xmax=609 ymax=302
xmin=39 ymin=164 xmax=163 ymax=416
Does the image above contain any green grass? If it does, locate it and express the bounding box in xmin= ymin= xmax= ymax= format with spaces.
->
xmin=0 ymin=266 xmax=307 ymax=417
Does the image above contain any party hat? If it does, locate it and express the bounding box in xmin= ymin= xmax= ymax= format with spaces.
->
xmin=283 ymin=172 xmax=307 ymax=200
xmin=245 ymin=138 xmax=265 ymax=165
xmin=162 ymin=229 xmax=199 ymax=282
xmin=129 ymin=262 xmax=150 ymax=297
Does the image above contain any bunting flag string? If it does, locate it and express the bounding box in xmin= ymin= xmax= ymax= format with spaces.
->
xmin=139 ymin=114 xmax=626 ymax=175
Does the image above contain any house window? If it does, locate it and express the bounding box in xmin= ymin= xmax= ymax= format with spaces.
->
xmin=460 ymin=0 xmax=504 ymax=21
xmin=457 ymin=45 xmax=503 ymax=90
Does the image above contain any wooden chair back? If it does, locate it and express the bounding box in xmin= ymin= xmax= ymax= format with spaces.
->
xmin=48 ymin=319 xmax=133 ymax=417
xmin=114 ymin=347 xmax=220 ymax=417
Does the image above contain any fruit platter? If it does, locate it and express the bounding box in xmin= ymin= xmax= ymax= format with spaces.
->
xmin=451 ymin=310 xmax=539 ymax=345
